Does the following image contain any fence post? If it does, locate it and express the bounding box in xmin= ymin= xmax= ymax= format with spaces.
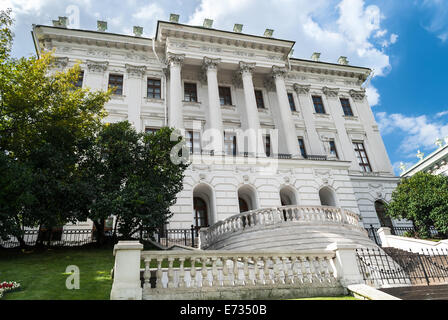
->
xmin=191 ymin=225 xmax=195 ymax=247
xmin=327 ymin=242 xmax=364 ymax=288
xmin=377 ymin=227 xmax=391 ymax=247
xmin=110 ymin=241 xmax=143 ymax=300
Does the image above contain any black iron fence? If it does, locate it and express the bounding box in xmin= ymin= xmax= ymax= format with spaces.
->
xmin=152 ymin=225 xmax=198 ymax=248
xmin=0 ymin=229 xmax=98 ymax=248
xmin=365 ymin=225 xmax=441 ymax=247
xmin=356 ymin=247 xmax=448 ymax=286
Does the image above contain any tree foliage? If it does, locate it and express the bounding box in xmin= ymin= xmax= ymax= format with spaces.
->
xmin=386 ymin=172 xmax=448 ymax=238
xmin=78 ymin=122 xmax=188 ymax=242
xmin=0 ymin=9 xmax=111 ymax=244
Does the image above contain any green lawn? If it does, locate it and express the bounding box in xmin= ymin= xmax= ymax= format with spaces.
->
xmin=0 ymin=246 xmax=115 ymax=300
xmin=292 ymin=296 xmax=359 ymax=300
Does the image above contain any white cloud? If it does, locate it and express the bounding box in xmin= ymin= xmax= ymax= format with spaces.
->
xmin=132 ymin=3 xmax=164 ymax=21
xmin=366 ymin=86 xmax=380 ymax=107
xmin=390 ymin=33 xmax=398 ymax=44
xmin=376 ymin=111 xmax=448 ymax=155
xmin=436 ymin=110 xmax=448 ymax=118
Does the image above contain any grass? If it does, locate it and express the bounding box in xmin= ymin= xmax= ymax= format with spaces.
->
xmin=0 ymin=246 xmax=115 ymax=300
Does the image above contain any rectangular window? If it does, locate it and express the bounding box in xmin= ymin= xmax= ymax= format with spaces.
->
xmin=145 ymin=127 xmax=159 ymax=135
xmin=219 ymin=86 xmax=232 ymax=106
xmin=254 ymin=90 xmax=265 ymax=109
xmin=340 ymin=98 xmax=354 ymax=116
xmin=74 ymin=70 xmax=84 ymax=88
xmin=288 ymin=93 xmax=296 ymax=112
xmin=224 ymin=132 xmax=237 ymax=156
xmin=184 ymin=83 xmax=198 ymax=102
xmin=312 ymin=96 xmax=326 ymax=114
xmin=298 ymin=137 xmax=307 ymax=158
xmin=329 ymin=140 xmax=339 ymax=159
xmin=263 ymin=135 xmax=271 ymax=157
xmin=186 ymin=130 xmax=201 ymax=155
xmin=147 ymin=78 xmax=161 ymax=99
xmin=108 ymin=74 xmax=124 ymax=95
xmin=353 ymin=141 xmax=372 ymax=172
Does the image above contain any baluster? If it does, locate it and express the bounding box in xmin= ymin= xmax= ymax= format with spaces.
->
xmin=201 ymin=257 xmax=209 ymax=287
xmin=255 ymin=256 xmax=263 ymax=285
xmin=190 ymin=257 xmax=197 ymax=288
xmin=313 ymin=257 xmax=324 ymax=284
xmin=283 ymin=256 xmax=293 ymax=284
xmin=211 ymin=257 xmax=218 ymax=287
xmin=319 ymin=257 xmax=331 ymax=283
xmin=273 ymin=256 xmax=281 ymax=284
xmin=167 ymin=257 xmax=175 ymax=288
xmin=309 ymin=257 xmax=320 ymax=283
xmin=178 ymin=257 xmax=186 ymax=288
xmin=291 ymin=256 xmax=301 ymax=285
xmin=263 ymin=257 xmax=271 ymax=285
xmin=303 ymin=257 xmax=312 ymax=283
xmin=156 ymin=257 xmax=163 ymax=289
xmin=233 ymin=257 xmax=240 ymax=286
xmin=243 ymin=257 xmax=250 ymax=286
xmin=143 ymin=258 xmax=151 ymax=289
xmin=222 ymin=257 xmax=231 ymax=286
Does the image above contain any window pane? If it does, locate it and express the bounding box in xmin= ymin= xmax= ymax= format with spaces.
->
xmin=255 ymin=90 xmax=265 ymax=109
xmin=288 ymin=93 xmax=296 ymax=112
xmin=312 ymin=96 xmax=325 ymax=114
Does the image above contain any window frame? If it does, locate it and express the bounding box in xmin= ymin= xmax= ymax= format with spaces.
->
xmin=312 ymin=95 xmax=326 ymax=114
xmin=263 ymin=134 xmax=271 ymax=157
xmin=340 ymin=98 xmax=354 ymax=117
xmin=184 ymin=82 xmax=198 ymax=102
xmin=353 ymin=141 xmax=372 ymax=172
xmin=288 ymin=93 xmax=296 ymax=112
xmin=298 ymin=137 xmax=307 ymax=158
xmin=147 ymin=78 xmax=162 ymax=99
xmin=108 ymin=73 xmax=124 ymax=96
xmin=218 ymin=86 xmax=232 ymax=106
xmin=74 ymin=70 xmax=84 ymax=89
xmin=186 ymin=130 xmax=202 ymax=155
xmin=329 ymin=139 xmax=339 ymax=159
xmin=254 ymin=89 xmax=265 ymax=109
xmin=224 ymin=132 xmax=237 ymax=156
xmin=145 ymin=127 xmax=159 ymax=135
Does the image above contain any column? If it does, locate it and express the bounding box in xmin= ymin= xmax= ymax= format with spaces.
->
xmin=167 ymin=53 xmax=185 ymax=130
xmin=293 ymin=84 xmax=324 ymax=155
xmin=125 ymin=64 xmax=146 ymax=132
xmin=239 ymin=62 xmax=265 ymax=157
xmin=203 ymin=57 xmax=224 ymax=155
xmin=272 ymin=66 xmax=300 ymax=158
xmin=322 ymin=87 xmax=357 ymax=164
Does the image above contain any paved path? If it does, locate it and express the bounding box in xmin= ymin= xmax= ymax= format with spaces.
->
xmin=380 ymin=284 xmax=448 ymax=300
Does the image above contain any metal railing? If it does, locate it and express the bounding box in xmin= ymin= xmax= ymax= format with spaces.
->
xmin=356 ymin=247 xmax=448 ymax=286
xmin=153 ymin=225 xmax=198 ymax=248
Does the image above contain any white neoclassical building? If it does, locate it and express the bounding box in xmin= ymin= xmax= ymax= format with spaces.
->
xmin=400 ymin=138 xmax=448 ymax=178
xmin=31 ymin=15 xmax=405 ymax=240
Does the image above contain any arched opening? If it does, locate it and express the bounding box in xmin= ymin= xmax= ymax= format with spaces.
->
xmin=375 ymin=200 xmax=393 ymax=229
xmin=192 ymin=184 xmax=215 ymax=230
xmin=193 ymin=197 xmax=208 ymax=228
xmin=319 ymin=187 xmax=337 ymax=207
xmin=238 ymin=185 xmax=258 ymax=213
xmin=280 ymin=187 xmax=298 ymax=206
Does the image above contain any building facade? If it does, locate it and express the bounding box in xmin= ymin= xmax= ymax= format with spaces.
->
xmin=32 ymin=16 xmax=403 ymax=232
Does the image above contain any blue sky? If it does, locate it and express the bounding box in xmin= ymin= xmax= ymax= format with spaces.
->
xmin=2 ymin=0 xmax=448 ymax=175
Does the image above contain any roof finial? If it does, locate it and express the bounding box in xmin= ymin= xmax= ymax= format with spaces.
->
xmin=417 ymin=150 xmax=424 ymax=161
xmin=233 ymin=24 xmax=243 ymax=33
xmin=169 ymin=13 xmax=180 ymax=23
xmin=311 ymin=52 xmax=321 ymax=61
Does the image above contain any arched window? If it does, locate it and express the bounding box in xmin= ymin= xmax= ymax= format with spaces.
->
xmin=193 ymin=197 xmax=209 ymax=228
xmin=238 ymin=185 xmax=258 ymax=212
xmin=192 ymin=184 xmax=215 ymax=229
xmin=280 ymin=187 xmax=297 ymax=206
xmin=319 ymin=187 xmax=337 ymax=207
xmin=375 ymin=200 xmax=393 ymax=228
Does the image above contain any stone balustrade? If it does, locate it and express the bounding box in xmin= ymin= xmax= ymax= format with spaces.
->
xmin=199 ymin=205 xmax=363 ymax=250
xmin=140 ymin=249 xmax=342 ymax=300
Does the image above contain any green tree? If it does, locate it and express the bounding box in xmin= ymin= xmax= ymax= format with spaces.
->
xmin=386 ymin=172 xmax=448 ymax=238
xmin=0 ymin=9 xmax=111 ymax=246
xmin=78 ymin=122 xmax=188 ymax=244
